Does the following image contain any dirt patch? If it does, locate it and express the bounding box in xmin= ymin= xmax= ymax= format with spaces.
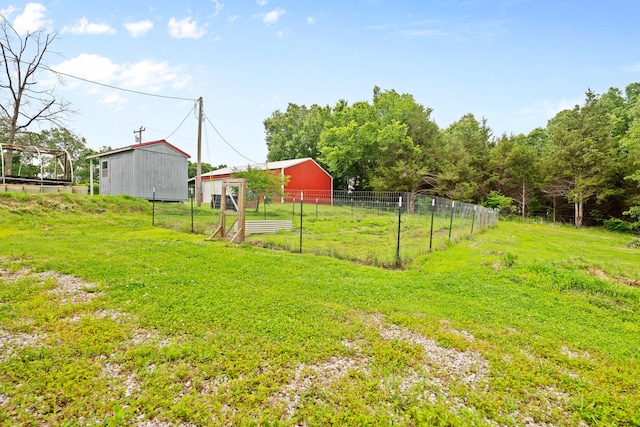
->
xmin=586 ymin=267 xmax=640 ymax=288
xmin=587 ymin=267 xmax=610 ymax=281
xmin=560 ymin=346 xmax=591 ymax=360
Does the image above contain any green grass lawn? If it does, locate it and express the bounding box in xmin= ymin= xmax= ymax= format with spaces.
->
xmin=151 ymin=199 xmax=494 ymax=267
xmin=0 ymin=193 xmax=639 ymax=426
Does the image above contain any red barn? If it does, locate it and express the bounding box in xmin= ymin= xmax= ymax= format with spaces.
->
xmin=195 ymin=158 xmax=333 ymax=204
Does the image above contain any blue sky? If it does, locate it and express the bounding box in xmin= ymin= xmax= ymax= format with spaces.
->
xmin=3 ymin=0 xmax=640 ymax=167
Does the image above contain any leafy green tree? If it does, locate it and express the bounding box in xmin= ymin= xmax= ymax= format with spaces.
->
xmin=188 ymin=161 xmax=222 ymax=179
xmin=621 ymin=92 xmax=640 ymax=224
xmin=545 ymin=90 xmax=616 ymax=227
xmin=490 ymin=133 xmax=540 ymax=220
xmin=439 ymin=114 xmax=493 ymax=202
xmin=264 ymin=103 xmax=330 ymax=162
xmin=38 ymin=127 xmax=88 ymax=182
xmin=232 ymin=166 xmax=289 ymax=212
xmin=483 ymin=190 xmax=516 ymax=214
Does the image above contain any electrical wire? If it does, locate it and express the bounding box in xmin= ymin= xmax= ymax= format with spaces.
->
xmin=204 ymin=114 xmax=257 ymax=164
xmin=44 ymin=65 xmax=198 ymax=102
xmin=203 ymin=115 xmax=212 ymax=165
xmin=44 ymin=64 xmax=258 ymax=165
xmin=164 ymin=103 xmax=196 ymax=140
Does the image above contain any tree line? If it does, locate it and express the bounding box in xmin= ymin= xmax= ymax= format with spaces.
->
xmin=263 ymin=85 xmax=640 ymax=228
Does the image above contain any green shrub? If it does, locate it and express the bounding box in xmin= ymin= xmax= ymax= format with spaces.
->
xmin=482 ymin=191 xmax=516 ymax=214
xmin=603 ymin=217 xmax=635 ymax=234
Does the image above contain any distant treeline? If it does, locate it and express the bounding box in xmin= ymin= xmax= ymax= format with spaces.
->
xmin=263 ymin=84 xmax=640 ymax=228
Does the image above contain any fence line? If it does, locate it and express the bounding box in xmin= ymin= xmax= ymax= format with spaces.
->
xmin=239 ymin=189 xmax=500 ymax=267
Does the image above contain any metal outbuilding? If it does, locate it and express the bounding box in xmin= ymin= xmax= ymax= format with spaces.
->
xmin=87 ymin=139 xmax=190 ymax=202
xmin=192 ymin=158 xmax=333 ymax=205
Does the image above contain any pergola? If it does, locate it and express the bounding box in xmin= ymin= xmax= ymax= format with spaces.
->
xmin=0 ymin=143 xmax=73 ymax=185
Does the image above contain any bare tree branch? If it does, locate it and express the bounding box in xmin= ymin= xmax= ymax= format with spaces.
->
xmin=0 ymin=15 xmax=73 ymax=175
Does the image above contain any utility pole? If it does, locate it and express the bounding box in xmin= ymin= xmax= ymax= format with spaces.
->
xmin=134 ymin=126 xmax=145 ymax=143
xmin=196 ymin=97 xmax=203 ymax=207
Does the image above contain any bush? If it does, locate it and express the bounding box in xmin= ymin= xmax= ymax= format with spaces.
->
xmin=483 ymin=191 xmax=516 ymax=214
xmin=603 ymin=217 xmax=635 ymax=234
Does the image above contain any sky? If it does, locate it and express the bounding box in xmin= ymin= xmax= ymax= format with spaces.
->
xmin=2 ymin=0 xmax=640 ymax=168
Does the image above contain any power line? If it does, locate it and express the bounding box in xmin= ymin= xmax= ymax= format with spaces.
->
xmin=204 ymin=114 xmax=257 ymax=164
xmin=44 ymin=65 xmax=198 ymax=102
xmin=164 ymin=103 xmax=196 ymax=140
xmin=44 ymin=63 xmax=258 ymax=165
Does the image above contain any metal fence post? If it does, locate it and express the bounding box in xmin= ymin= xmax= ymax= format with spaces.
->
xmin=429 ymin=198 xmax=435 ymax=252
xmin=448 ymin=201 xmax=455 ymax=243
xmin=299 ymin=192 xmax=304 ymax=254
xmin=152 ymin=186 xmax=156 ymax=226
xmin=396 ymin=196 xmax=402 ymax=267
xmin=190 ymin=186 xmax=194 ymax=233
xmin=471 ymin=206 xmax=476 ymax=234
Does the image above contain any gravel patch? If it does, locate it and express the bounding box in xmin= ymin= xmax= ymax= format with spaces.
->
xmin=370 ymin=314 xmax=489 ymax=386
xmin=269 ymin=356 xmax=370 ymax=419
xmin=39 ymin=271 xmax=102 ymax=303
xmin=102 ymin=362 xmax=140 ymax=399
xmin=0 ymin=329 xmax=43 ymax=361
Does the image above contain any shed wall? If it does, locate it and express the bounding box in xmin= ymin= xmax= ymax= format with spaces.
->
xmin=285 ymin=161 xmax=332 ymax=191
xmin=133 ymin=145 xmax=187 ymax=201
xmin=100 ymin=152 xmax=134 ymax=196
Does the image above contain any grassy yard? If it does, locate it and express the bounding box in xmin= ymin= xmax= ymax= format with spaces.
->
xmin=0 ymin=193 xmax=639 ymax=426
xmin=153 ymin=199 xmax=493 ymax=267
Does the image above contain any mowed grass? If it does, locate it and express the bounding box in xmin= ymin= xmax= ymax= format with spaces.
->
xmin=0 ymin=193 xmax=639 ymax=426
xmin=152 ymin=199 xmax=490 ymax=267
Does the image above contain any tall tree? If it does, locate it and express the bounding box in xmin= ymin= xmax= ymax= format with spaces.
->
xmin=440 ymin=114 xmax=494 ymax=202
xmin=0 ymin=14 xmax=71 ymax=175
xmin=545 ymin=90 xmax=615 ymax=227
xmin=264 ymin=103 xmax=330 ymax=162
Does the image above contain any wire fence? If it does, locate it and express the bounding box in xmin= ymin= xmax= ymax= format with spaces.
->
xmin=152 ymin=189 xmax=498 ymax=268
xmin=268 ymin=190 xmax=497 ymax=266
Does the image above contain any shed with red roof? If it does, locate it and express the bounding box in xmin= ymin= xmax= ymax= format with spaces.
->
xmin=87 ymin=139 xmax=190 ymax=202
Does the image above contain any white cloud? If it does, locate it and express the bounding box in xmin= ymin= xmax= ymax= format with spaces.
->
xmin=263 ymin=8 xmax=285 ymax=25
xmin=62 ymin=17 xmax=116 ymax=35
xmin=307 ymin=16 xmax=317 ymax=25
xmin=124 ymin=20 xmax=154 ymax=38
xmin=168 ymin=16 xmax=206 ymax=39
xmin=99 ymin=92 xmax=127 ymax=108
xmin=9 ymin=3 xmax=50 ymax=34
xmin=52 ymin=54 xmax=191 ymax=104
xmin=119 ymin=59 xmax=187 ymax=92
xmin=52 ymin=54 xmax=120 ymax=87
xmin=516 ymin=98 xmax=580 ymax=125
xmin=0 ymin=6 xmax=17 ymax=19
xmin=228 ymin=15 xmax=240 ymax=23
xmin=257 ymin=0 xmax=268 ymax=5
xmin=211 ymin=0 xmax=224 ymax=17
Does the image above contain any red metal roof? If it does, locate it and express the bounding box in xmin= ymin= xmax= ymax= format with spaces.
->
xmin=87 ymin=139 xmax=191 ymax=159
